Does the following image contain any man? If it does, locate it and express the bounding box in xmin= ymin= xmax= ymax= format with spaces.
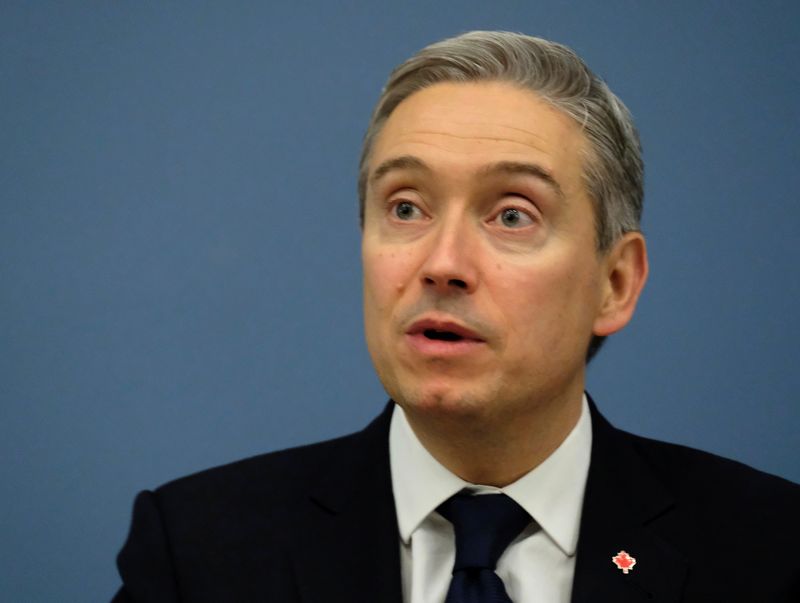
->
xmin=112 ymin=31 xmax=799 ymax=602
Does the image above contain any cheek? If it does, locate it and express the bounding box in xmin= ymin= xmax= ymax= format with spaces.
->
xmin=362 ymin=248 xmax=415 ymax=314
xmin=495 ymin=258 xmax=599 ymax=341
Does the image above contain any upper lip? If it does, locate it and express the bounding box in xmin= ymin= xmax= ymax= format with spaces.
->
xmin=406 ymin=316 xmax=485 ymax=341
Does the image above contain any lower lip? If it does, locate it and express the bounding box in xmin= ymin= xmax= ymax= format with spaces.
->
xmin=405 ymin=333 xmax=486 ymax=357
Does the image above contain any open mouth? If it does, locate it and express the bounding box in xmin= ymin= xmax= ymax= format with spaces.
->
xmin=405 ymin=319 xmax=485 ymax=356
xmin=405 ymin=318 xmax=485 ymax=355
xmin=423 ymin=329 xmax=464 ymax=342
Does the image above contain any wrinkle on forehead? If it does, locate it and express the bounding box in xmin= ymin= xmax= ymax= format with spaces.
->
xmin=379 ymin=86 xmax=581 ymax=149
xmin=385 ymin=115 xmax=557 ymax=151
xmin=381 ymin=128 xmax=563 ymax=173
xmin=392 ymin=127 xmax=551 ymax=148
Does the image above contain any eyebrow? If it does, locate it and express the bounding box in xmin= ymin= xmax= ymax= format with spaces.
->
xmin=369 ymin=155 xmax=564 ymax=201
xmin=369 ymin=155 xmax=430 ymax=187
xmin=478 ymin=160 xmax=565 ymax=201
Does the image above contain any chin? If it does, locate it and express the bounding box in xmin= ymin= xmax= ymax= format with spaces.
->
xmin=393 ymin=379 xmax=491 ymax=419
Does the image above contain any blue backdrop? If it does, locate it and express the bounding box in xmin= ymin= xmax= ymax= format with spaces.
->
xmin=2 ymin=2 xmax=798 ymax=600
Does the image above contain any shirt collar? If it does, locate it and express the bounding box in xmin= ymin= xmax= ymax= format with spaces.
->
xmin=389 ymin=395 xmax=592 ymax=557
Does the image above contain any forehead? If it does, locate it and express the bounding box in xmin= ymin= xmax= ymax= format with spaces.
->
xmin=369 ymin=81 xmax=588 ymax=195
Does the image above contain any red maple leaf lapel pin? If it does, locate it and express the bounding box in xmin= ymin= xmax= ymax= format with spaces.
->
xmin=612 ymin=550 xmax=637 ymax=574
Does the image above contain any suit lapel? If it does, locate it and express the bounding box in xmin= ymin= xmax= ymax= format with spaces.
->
xmin=290 ymin=403 xmax=403 ymax=603
xmin=571 ymin=399 xmax=687 ymax=603
xmin=285 ymin=397 xmax=689 ymax=602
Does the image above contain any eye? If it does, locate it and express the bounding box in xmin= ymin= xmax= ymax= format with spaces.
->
xmin=494 ymin=207 xmax=535 ymax=229
xmin=392 ymin=200 xmax=423 ymax=221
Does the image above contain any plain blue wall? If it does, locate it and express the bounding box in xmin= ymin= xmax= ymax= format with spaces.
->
xmin=2 ymin=2 xmax=798 ymax=600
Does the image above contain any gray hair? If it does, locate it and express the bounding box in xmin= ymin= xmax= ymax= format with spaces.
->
xmin=357 ymin=30 xmax=643 ymax=252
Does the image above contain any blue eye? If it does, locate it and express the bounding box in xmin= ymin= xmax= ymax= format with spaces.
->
xmin=498 ymin=207 xmax=534 ymax=228
xmin=394 ymin=201 xmax=422 ymax=220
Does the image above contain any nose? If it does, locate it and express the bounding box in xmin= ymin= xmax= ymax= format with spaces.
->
xmin=420 ymin=219 xmax=478 ymax=295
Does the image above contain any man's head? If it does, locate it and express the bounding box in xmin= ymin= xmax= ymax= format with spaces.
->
xmin=359 ymin=31 xmax=645 ymax=361
xmin=360 ymin=32 xmax=648 ymax=428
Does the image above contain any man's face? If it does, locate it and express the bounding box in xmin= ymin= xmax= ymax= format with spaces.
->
xmin=362 ymin=81 xmax=611 ymax=422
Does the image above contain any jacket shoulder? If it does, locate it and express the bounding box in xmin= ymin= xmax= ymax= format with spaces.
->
xmin=590 ymin=425 xmax=800 ymax=599
xmin=617 ymin=428 xmax=800 ymax=561
xmin=624 ymin=429 xmax=799 ymax=502
xmin=115 ymin=407 xmax=396 ymax=601
xmin=153 ymin=429 xmax=361 ymax=515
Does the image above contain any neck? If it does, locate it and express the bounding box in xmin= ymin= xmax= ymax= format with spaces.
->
xmin=400 ymin=387 xmax=584 ymax=487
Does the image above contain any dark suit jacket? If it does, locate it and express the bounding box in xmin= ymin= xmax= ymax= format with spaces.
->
xmin=113 ymin=400 xmax=800 ymax=602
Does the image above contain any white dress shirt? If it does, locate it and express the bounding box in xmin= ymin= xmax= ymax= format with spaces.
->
xmin=389 ymin=395 xmax=592 ymax=603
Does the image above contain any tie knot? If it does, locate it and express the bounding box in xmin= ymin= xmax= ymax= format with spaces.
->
xmin=437 ymin=491 xmax=531 ymax=571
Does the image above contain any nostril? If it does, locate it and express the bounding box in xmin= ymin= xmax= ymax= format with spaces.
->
xmin=422 ymin=276 xmax=470 ymax=290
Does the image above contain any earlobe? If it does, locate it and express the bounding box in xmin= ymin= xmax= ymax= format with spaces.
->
xmin=592 ymin=232 xmax=649 ymax=337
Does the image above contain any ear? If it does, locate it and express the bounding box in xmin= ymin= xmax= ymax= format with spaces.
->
xmin=592 ymin=232 xmax=649 ymax=337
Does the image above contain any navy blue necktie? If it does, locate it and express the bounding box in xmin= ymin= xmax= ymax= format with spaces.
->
xmin=437 ymin=491 xmax=532 ymax=603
